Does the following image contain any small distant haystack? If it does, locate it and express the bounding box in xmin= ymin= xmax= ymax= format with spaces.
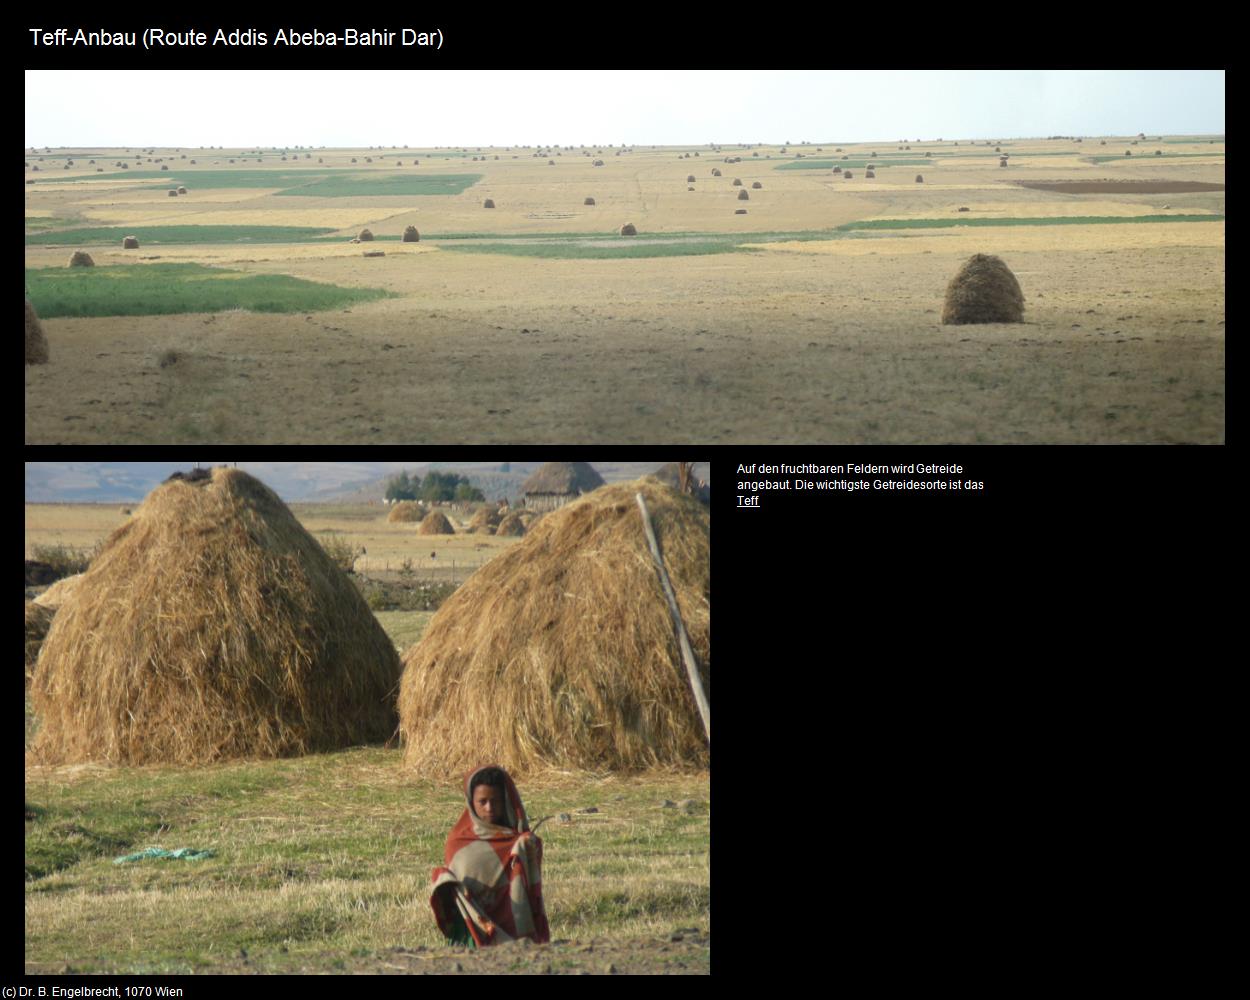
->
xmin=844 ymin=171 xmax=853 ymax=179
xmin=833 ymin=166 xmax=842 ymax=174
xmin=711 ymin=168 xmax=722 ymax=177
xmin=620 ymin=223 xmax=637 ymax=236
xmin=495 ymin=512 xmax=526 ymax=537
xmin=33 ymin=573 xmax=85 ymax=611
xmin=865 ymin=170 xmax=876 ymax=179
xmin=30 ymin=468 xmax=401 ymax=765
xmin=737 ymin=189 xmax=749 ymax=200
xmin=732 ymin=178 xmax=742 ymax=186
xmin=941 ymin=254 xmax=1025 ymax=325
xmin=25 ymin=300 xmax=49 ymax=365
xmin=419 ymin=511 xmax=455 ymax=535
xmin=752 ymin=181 xmax=762 ymax=189
xmin=522 ymin=461 xmax=606 ymax=512
xmin=584 ymin=197 xmax=596 ymax=205
xmin=734 ymin=209 xmax=747 ymax=214
xmin=160 ymin=164 xmax=169 ymax=171
xmin=402 ymin=226 xmax=420 ymax=242
xmin=915 ymin=174 xmax=924 ymax=183
xmin=958 ymin=206 xmax=970 ymax=212
xmin=363 ymin=251 xmax=385 ymax=258
xmin=999 ymin=158 xmax=1008 ymax=167
xmin=687 ymin=174 xmax=696 ymax=182
xmin=177 ymin=186 xmax=187 ymax=194
xmin=123 ymin=236 xmax=139 ymax=249
xmin=388 ymin=501 xmax=425 ymax=523
xmin=26 ymin=600 xmax=55 ymax=683
xmin=483 ymin=199 xmax=496 ymax=208
xmin=168 ymin=189 xmax=178 ymax=197
xmin=593 ymin=159 xmax=604 ymax=166
xmin=68 ymin=251 xmax=94 ymax=267
xmin=358 ymin=228 xmax=375 ymax=242
xmin=396 ymin=479 xmax=710 ymax=777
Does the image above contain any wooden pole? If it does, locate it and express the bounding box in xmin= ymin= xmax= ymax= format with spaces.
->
xmin=635 ymin=493 xmax=710 ymax=743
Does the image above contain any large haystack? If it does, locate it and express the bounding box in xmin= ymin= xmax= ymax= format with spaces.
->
xmin=418 ymin=510 xmax=455 ymax=535
xmin=495 ymin=512 xmax=527 ymax=537
xmin=25 ymin=300 xmax=49 ymax=365
xmin=30 ymin=468 xmax=401 ymax=765
xmin=387 ymin=501 xmax=425 ymax=523
xmin=467 ymin=507 xmax=502 ymax=534
xmin=26 ymin=601 xmax=55 ymax=685
xmin=397 ymin=479 xmax=710 ymax=776
xmin=33 ymin=573 xmax=84 ymax=610
xmin=941 ymin=254 xmax=1025 ymax=325
xmin=68 ymin=251 xmax=95 ymax=267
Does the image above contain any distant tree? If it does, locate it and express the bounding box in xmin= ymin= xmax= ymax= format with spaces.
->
xmin=385 ymin=471 xmax=418 ymax=502
xmin=454 ymin=482 xmax=485 ymax=502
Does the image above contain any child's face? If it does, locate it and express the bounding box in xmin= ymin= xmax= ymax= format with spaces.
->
xmin=472 ymin=784 xmax=507 ymax=826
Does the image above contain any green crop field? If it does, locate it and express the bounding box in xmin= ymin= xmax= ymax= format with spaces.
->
xmin=1089 ymin=152 xmax=1224 ymax=162
xmin=25 ymin=263 xmax=395 ymax=318
xmin=29 ymin=170 xmax=483 ymax=198
xmin=26 ymin=225 xmax=341 ymax=246
xmin=272 ymin=173 xmax=483 ymax=198
xmin=836 ymin=214 xmax=1225 ymax=231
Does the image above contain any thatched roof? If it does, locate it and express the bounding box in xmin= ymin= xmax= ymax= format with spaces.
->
xmin=418 ymin=510 xmax=455 ymax=535
xmin=397 ymin=479 xmax=710 ymax=776
xmin=522 ymin=461 xmax=605 ymax=496
xmin=942 ymin=254 xmax=1025 ymax=325
xmin=30 ymin=468 xmax=401 ymax=765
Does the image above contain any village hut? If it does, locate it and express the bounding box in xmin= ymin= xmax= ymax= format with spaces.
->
xmin=620 ymin=223 xmax=638 ymax=236
xmin=495 ymin=512 xmax=526 ymax=537
xmin=941 ymin=254 xmax=1025 ymax=325
xmin=25 ymin=300 xmax=49 ymax=365
xmin=168 ymin=189 xmax=178 ymax=196
xmin=396 ymin=478 xmax=710 ymax=776
xmin=388 ymin=501 xmax=425 ymax=523
xmin=123 ymin=236 xmax=139 ymax=249
xmin=30 ymin=468 xmax=401 ymax=765
xmin=402 ymin=226 xmax=420 ymax=242
xmin=68 ymin=251 xmax=94 ymax=267
xmin=418 ymin=511 xmax=455 ymax=535
xmin=522 ymin=461 xmax=606 ymax=513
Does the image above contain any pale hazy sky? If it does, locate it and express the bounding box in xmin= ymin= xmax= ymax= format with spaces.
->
xmin=25 ymin=70 xmax=1224 ymax=149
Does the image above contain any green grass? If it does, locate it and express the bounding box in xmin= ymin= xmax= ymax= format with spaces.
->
xmin=27 ymin=169 xmax=483 ymax=198
xmin=836 ymin=214 xmax=1225 ymax=231
xmin=272 ymin=173 xmax=483 ymax=198
xmin=24 ymin=751 xmax=709 ymax=972
xmin=25 ymin=263 xmax=395 ymax=318
xmin=26 ymin=225 xmax=340 ymax=246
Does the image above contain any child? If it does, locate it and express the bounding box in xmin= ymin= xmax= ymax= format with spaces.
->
xmin=430 ymin=765 xmax=551 ymax=947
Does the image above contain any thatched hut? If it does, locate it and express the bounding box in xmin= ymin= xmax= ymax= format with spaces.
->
xmin=123 ymin=236 xmax=139 ymax=249
xmin=495 ymin=512 xmax=526 ymax=537
xmin=941 ymin=254 xmax=1025 ymax=325
xmin=402 ymin=226 xmax=420 ymax=242
xmin=358 ymin=228 xmax=375 ymax=242
xmin=418 ymin=510 xmax=455 ymax=535
xmin=68 ymin=251 xmax=94 ymax=267
xmin=25 ymin=300 xmax=49 ymax=365
xmin=396 ymin=479 xmax=710 ymax=776
xmin=30 ymin=468 xmax=401 ymax=765
xmin=620 ymin=223 xmax=637 ymax=236
xmin=732 ymin=178 xmax=742 ymax=186
xmin=522 ymin=461 xmax=605 ymax=513
xmin=387 ymin=501 xmax=425 ymax=523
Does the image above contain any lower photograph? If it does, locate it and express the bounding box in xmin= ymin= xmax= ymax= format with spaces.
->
xmin=24 ymin=458 xmax=711 ymax=976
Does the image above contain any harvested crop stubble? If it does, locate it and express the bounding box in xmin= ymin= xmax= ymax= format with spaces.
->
xmin=418 ymin=510 xmax=455 ymax=535
xmin=941 ymin=254 xmax=1025 ymax=325
xmin=68 ymin=251 xmax=94 ymax=267
xmin=30 ymin=467 xmax=401 ymax=765
xmin=397 ymin=478 xmax=710 ymax=776
xmin=388 ymin=501 xmax=425 ymax=523
xmin=25 ymin=299 xmax=49 ymax=364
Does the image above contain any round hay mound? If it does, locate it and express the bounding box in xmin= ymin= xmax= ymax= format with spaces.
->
xmin=865 ymin=170 xmax=875 ymax=179
xmin=30 ymin=468 xmax=401 ymax=765
xmin=68 ymin=251 xmax=95 ymax=267
xmin=687 ymin=174 xmax=696 ymax=182
xmin=752 ymin=181 xmax=762 ymax=189
xmin=915 ymin=174 xmax=924 ymax=183
xmin=711 ymin=169 xmax=722 ymax=177
xmin=584 ymin=197 xmax=596 ymax=205
xmin=833 ymin=166 xmax=842 ymax=173
xmin=25 ymin=299 xmax=49 ymax=365
xmin=737 ymin=189 xmax=749 ymax=200
xmin=26 ymin=600 xmax=55 ymax=681
xmin=941 ymin=254 xmax=1025 ymax=325
xmin=402 ymin=225 xmax=420 ymax=242
xmin=483 ymin=199 xmax=496 ymax=208
xmin=177 ymin=186 xmax=187 ymax=194
xmin=620 ymin=223 xmax=637 ymax=236
xmin=34 ymin=573 xmax=85 ymax=611
xmin=467 ymin=507 xmax=502 ymax=534
xmin=844 ymin=171 xmax=853 ymax=179
xmin=732 ymin=178 xmax=742 ymax=186
xmin=418 ymin=510 xmax=455 ymax=535
xmin=495 ymin=512 xmax=526 ymax=537
xmin=358 ymin=228 xmax=375 ymax=242
xmin=123 ymin=236 xmax=139 ymax=249
xmin=397 ymin=479 xmax=709 ymax=776
xmin=388 ymin=501 xmax=426 ymax=523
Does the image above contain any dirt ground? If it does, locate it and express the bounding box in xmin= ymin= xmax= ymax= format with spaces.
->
xmin=25 ymin=141 xmax=1225 ymax=444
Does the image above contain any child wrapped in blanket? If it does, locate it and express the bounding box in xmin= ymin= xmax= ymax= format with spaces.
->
xmin=430 ymin=765 xmax=551 ymax=947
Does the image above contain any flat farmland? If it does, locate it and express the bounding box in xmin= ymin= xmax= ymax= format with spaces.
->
xmin=25 ymin=139 xmax=1225 ymax=443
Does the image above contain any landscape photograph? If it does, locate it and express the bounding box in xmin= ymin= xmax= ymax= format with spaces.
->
xmin=24 ymin=69 xmax=1224 ymax=445
xmin=25 ymin=459 xmax=711 ymax=974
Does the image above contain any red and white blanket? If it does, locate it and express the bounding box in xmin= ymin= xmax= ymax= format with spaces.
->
xmin=430 ymin=766 xmax=551 ymax=946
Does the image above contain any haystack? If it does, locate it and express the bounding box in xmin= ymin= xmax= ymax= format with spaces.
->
xmin=30 ymin=468 xmax=401 ymax=765
xmin=941 ymin=254 xmax=1025 ymax=325
xmin=123 ymin=236 xmax=139 ymax=249
xmin=865 ymin=170 xmax=875 ymax=179
xmin=483 ymin=199 xmax=496 ymax=208
xmin=495 ymin=512 xmax=526 ymax=537
xmin=737 ymin=189 xmax=749 ymax=200
xmin=25 ymin=299 xmax=49 ymax=365
xmin=397 ymin=479 xmax=710 ymax=776
xmin=26 ymin=600 xmax=55 ymax=684
xmin=387 ymin=501 xmax=425 ymax=523
xmin=467 ymin=507 xmax=502 ymax=534
xmin=752 ymin=181 xmax=762 ymax=189
xmin=418 ymin=510 xmax=455 ymax=535
xmin=177 ymin=186 xmax=187 ymax=194
xmin=68 ymin=251 xmax=94 ymax=267
xmin=734 ymin=209 xmax=747 ymax=214
xmin=732 ymin=178 xmax=742 ymax=186
xmin=711 ymin=168 xmax=722 ymax=177
xmin=584 ymin=197 xmax=596 ymax=206
xmin=620 ymin=223 xmax=637 ymax=236
xmin=33 ymin=573 xmax=84 ymax=610
xmin=402 ymin=226 xmax=420 ymax=242
xmin=686 ymin=174 xmax=696 ymax=182
xmin=915 ymin=174 xmax=924 ymax=183
xmin=168 ymin=189 xmax=178 ymax=196
xmin=844 ymin=171 xmax=853 ymax=179
xmin=358 ymin=228 xmax=375 ymax=242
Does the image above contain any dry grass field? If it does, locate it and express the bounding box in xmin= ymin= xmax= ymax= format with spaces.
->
xmin=25 ymin=138 xmax=1224 ymax=443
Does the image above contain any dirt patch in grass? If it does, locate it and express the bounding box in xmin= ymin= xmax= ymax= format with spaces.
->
xmin=1015 ymin=180 xmax=1225 ymax=195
